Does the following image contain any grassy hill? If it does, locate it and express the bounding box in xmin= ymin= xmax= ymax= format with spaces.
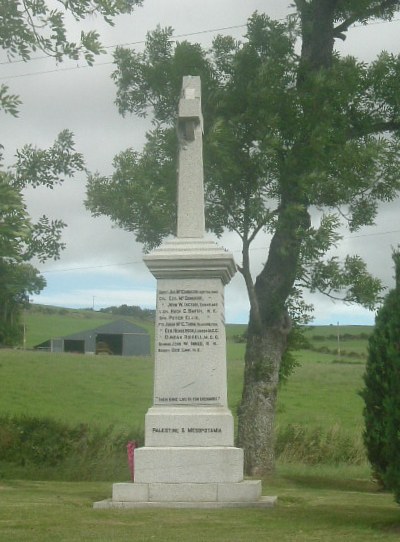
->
xmin=2 ymin=307 xmax=372 ymax=451
xmin=23 ymin=305 xmax=371 ymax=357
xmin=14 ymin=307 xmax=373 ymax=434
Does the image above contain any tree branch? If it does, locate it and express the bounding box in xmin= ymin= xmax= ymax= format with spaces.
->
xmin=348 ymin=119 xmax=400 ymax=139
xmin=237 ymin=237 xmax=262 ymax=331
xmin=334 ymin=0 xmax=400 ymax=40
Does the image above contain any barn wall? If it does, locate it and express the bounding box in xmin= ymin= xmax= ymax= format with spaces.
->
xmin=122 ymin=333 xmax=151 ymax=356
xmin=51 ymin=338 xmax=64 ymax=352
xmin=42 ymin=321 xmax=151 ymax=356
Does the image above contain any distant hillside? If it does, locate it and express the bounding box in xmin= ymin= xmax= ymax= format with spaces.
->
xmin=24 ymin=305 xmax=373 ymax=363
xmin=99 ymin=304 xmax=155 ymax=321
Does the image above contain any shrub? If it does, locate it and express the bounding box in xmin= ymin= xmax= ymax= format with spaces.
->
xmin=275 ymin=424 xmax=365 ymax=465
xmin=0 ymin=415 xmax=143 ymax=481
xmin=361 ymin=249 xmax=400 ymax=502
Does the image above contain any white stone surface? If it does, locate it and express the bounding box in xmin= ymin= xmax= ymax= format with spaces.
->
xmin=94 ymin=480 xmax=271 ymax=508
xmin=93 ymin=76 xmax=270 ymax=510
xmin=94 ymin=496 xmax=277 ymax=509
xmin=217 ymin=480 xmax=262 ymax=502
xmin=134 ymin=446 xmax=243 ymax=483
xmin=145 ymin=406 xmax=234 ymax=446
xmin=176 ymin=76 xmax=205 ymax=238
xmin=143 ymin=238 xmax=236 ymax=285
xmin=112 ymin=482 xmax=148 ymax=502
xmin=149 ymin=482 xmax=217 ymax=502
xmin=150 ymin=276 xmax=229 ymax=408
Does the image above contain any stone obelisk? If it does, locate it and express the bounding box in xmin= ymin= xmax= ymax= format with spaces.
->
xmin=94 ymin=76 xmax=275 ymax=508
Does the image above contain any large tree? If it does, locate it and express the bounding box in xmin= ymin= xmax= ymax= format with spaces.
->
xmin=0 ymin=0 xmax=142 ymax=344
xmin=86 ymin=1 xmax=400 ymax=474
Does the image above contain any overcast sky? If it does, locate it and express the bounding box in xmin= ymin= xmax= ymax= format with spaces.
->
xmin=2 ymin=1 xmax=400 ymax=325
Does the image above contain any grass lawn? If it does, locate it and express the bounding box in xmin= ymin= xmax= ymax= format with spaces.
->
xmin=1 ymin=465 xmax=399 ymax=541
xmin=0 ymin=350 xmax=153 ymax=431
xmin=277 ymin=351 xmax=365 ymax=431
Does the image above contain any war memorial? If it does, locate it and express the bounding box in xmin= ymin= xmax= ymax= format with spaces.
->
xmin=94 ymin=76 xmax=276 ymax=508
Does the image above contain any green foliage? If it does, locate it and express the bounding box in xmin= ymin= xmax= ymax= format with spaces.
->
xmin=0 ymin=1 xmax=141 ymax=117
xmin=0 ymin=1 xmax=142 ymax=345
xmin=99 ymin=303 xmax=155 ymax=320
xmin=0 ymin=178 xmax=30 ymax=259
xmin=361 ymin=249 xmax=400 ymax=502
xmin=12 ymin=130 xmax=85 ymax=191
xmin=0 ymin=261 xmax=45 ymax=345
xmin=86 ymin=12 xmax=396 ymax=321
xmin=87 ymin=127 xmax=178 ymax=248
xmin=0 ymin=414 xmax=142 ymax=481
xmin=0 ymin=415 xmax=84 ymax=467
xmin=0 ymin=132 xmax=84 ymax=345
xmin=279 ymin=325 xmax=307 ymax=383
xmin=0 ymin=0 xmax=140 ymax=61
xmin=0 ymin=84 xmax=21 ymax=117
xmin=276 ymin=424 xmax=366 ymax=465
xmin=88 ymin=2 xmax=400 ymax=474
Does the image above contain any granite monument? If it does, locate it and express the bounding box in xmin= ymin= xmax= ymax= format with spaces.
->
xmin=94 ymin=76 xmax=276 ymax=508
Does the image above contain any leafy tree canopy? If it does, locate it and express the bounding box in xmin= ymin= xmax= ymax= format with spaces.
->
xmin=0 ymin=0 xmax=142 ymax=116
xmin=0 ymin=0 xmax=142 ymax=345
xmin=86 ymin=13 xmax=399 ymax=314
xmin=86 ymin=2 xmax=400 ymax=474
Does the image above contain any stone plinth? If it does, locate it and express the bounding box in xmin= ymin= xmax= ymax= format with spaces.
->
xmin=145 ymin=406 xmax=234 ymax=446
xmin=134 ymin=446 xmax=243 ymax=483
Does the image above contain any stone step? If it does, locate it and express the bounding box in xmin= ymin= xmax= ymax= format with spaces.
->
xmin=93 ymin=480 xmax=277 ymax=509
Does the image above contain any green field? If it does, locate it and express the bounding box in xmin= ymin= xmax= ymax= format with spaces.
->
xmin=1 ymin=314 xmax=399 ymax=540
xmin=0 ymin=344 xmax=368 ymax=437
xmin=2 ymin=312 xmax=372 ymax=438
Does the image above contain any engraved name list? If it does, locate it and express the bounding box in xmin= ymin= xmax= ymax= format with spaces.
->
xmin=157 ymin=288 xmax=224 ymax=354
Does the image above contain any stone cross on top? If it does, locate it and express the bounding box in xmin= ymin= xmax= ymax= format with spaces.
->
xmin=177 ymin=76 xmax=205 ymax=238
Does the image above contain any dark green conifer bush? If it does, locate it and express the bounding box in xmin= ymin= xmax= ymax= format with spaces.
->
xmin=361 ymin=250 xmax=400 ymax=502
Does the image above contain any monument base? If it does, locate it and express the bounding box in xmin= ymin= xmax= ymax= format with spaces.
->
xmin=93 ymin=480 xmax=277 ymax=509
xmin=93 ymin=446 xmax=277 ymax=509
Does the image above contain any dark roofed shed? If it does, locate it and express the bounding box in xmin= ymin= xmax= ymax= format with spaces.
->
xmin=35 ymin=319 xmax=150 ymax=357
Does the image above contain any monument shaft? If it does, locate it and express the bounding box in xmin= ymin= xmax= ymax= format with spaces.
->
xmin=177 ymin=76 xmax=205 ymax=238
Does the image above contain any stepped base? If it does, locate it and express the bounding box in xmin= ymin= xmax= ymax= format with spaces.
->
xmin=93 ymin=480 xmax=276 ymax=509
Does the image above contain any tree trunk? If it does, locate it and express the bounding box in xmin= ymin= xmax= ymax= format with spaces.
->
xmin=298 ymin=0 xmax=337 ymax=72
xmin=238 ymin=323 xmax=288 ymax=475
xmin=238 ymin=203 xmax=308 ymax=474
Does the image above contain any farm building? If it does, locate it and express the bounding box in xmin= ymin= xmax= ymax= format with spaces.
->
xmin=34 ymin=320 xmax=151 ymax=356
